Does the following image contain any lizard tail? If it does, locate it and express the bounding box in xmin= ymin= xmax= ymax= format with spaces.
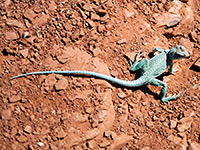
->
xmin=10 ymin=70 xmax=146 ymax=88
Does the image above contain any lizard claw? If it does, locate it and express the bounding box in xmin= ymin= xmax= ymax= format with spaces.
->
xmin=129 ymin=60 xmax=133 ymax=66
xmin=162 ymin=89 xmax=187 ymax=102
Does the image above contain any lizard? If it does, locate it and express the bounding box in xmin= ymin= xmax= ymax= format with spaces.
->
xmin=11 ymin=45 xmax=190 ymax=102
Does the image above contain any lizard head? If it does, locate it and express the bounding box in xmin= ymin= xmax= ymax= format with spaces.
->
xmin=170 ymin=45 xmax=190 ymax=60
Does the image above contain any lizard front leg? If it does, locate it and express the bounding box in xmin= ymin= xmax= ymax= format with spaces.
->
xmin=131 ymin=58 xmax=149 ymax=72
xmin=130 ymin=48 xmax=149 ymax=72
xmin=149 ymin=78 xmax=185 ymax=102
xmin=169 ymin=62 xmax=178 ymax=74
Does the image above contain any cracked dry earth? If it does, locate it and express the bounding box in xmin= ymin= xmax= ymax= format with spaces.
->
xmin=0 ymin=0 xmax=200 ymax=150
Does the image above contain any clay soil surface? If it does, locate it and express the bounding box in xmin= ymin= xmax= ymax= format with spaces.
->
xmin=0 ymin=0 xmax=200 ymax=149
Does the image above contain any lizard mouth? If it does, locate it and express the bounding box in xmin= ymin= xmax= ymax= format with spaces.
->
xmin=185 ymin=55 xmax=190 ymax=58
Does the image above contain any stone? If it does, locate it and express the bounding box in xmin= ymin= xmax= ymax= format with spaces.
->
xmin=70 ymin=29 xmax=80 ymax=41
xmin=98 ymin=110 xmax=107 ymax=122
xmin=117 ymin=90 xmax=127 ymax=99
xmin=177 ymin=117 xmax=193 ymax=132
xmin=11 ymin=128 xmax=18 ymax=137
xmin=37 ymin=142 xmax=44 ymax=147
xmin=124 ymin=51 xmax=137 ymax=62
xmin=19 ymin=49 xmax=29 ymax=58
xmin=54 ymin=77 xmax=68 ymax=91
xmin=124 ymin=9 xmax=135 ymax=18
xmin=24 ymin=9 xmax=37 ymax=22
xmin=4 ymin=0 xmax=11 ymax=7
xmin=170 ymin=120 xmax=177 ymax=129
xmin=167 ymin=135 xmax=181 ymax=144
xmin=97 ymin=24 xmax=105 ymax=33
xmin=73 ymin=113 xmax=88 ymax=123
xmin=92 ymin=48 xmax=101 ymax=56
xmin=109 ymin=133 xmax=133 ymax=149
xmin=189 ymin=141 xmax=200 ymax=150
xmin=87 ymin=140 xmax=96 ymax=149
xmin=179 ymin=38 xmax=194 ymax=54
xmin=1 ymin=109 xmax=12 ymax=120
xmin=155 ymin=13 xmax=182 ymax=27
xmin=117 ymin=38 xmax=127 ymax=45
xmin=4 ymin=31 xmax=19 ymax=40
xmin=6 ymin=19 xmax=24 ymax=28
xmin=146 ymin=120 xmax=154 ymax=128
xmin=91 ymin=13 xmax=100 ymax=21
xmin=86 ymin=19 xmax=95 ymax=28
xmin=17 ymin=135 xmax=27 ymax=143
xmin=96 ymin=9 xmax=107 ymax=16
xmin=57 ymin=128 xmax=67 ymax=139
xmin=184 ymin=109 xmax=195 ymax=117
xmin=141 ymin=147 xmax=150 ymax=150
xmin=99 ymin=140 xmax=111 ymax=148
xmin=190 ymin=30 xmax=197 ymax=42
xmin=84 ymin=128 xmax=100 ymax=140
xmin=194 ymin=57 xmax=200 ymax=68
xmin=9 ymin=95 xmax=21 ymax=103
xmin=197 ymin=35 xmax=200 ymax=44
xmin=24 ymin=125 xmax=32 ymax=134
xmin=32 ymin=14 xmax=49 ymax=26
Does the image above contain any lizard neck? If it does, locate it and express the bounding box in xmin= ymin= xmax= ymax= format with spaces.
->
xmin=166 ymin=49 xmax=176 ymax=61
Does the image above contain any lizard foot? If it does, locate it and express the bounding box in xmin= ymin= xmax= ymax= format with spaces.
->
xmin=161 ymin=89 xmax=187 ymax=102
xmin=169 ymin=66 xmax=179 ymax=75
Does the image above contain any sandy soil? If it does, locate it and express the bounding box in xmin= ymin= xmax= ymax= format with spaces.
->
xmin=0 ymin=0 xmax=200 ymax=149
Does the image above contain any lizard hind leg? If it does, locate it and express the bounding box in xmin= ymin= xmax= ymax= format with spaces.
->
xmin=149 ymin=78 xmax=185 ymax=102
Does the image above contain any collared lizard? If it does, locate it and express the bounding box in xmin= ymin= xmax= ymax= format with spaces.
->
xmin=11 ymin=45 xmax=190 ymax=102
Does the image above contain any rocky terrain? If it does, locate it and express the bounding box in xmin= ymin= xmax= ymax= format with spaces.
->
xmin=0 ymin=0 xmax=200 ymax=149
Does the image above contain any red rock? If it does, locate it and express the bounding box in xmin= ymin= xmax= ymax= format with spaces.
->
xmin=197 ymin=35 xmax=200 ymax=44
xmin=73 ymin=113 xmax=88 ymax=123
xmin=17 ymin=135 xmax=27 ymax=143
xmin=1 ymin=109 xmax=12 ymax=120
xmin=4 ymin=0 xmax=11 ymax=7
xmin=99 ymin=140 xmax=111 ymax=148
xmin=179 ymin=38 xmax=194 ymax=54
xmin=167 ymin=135 xmax=181 ymax=144
xmin=55 ymin=77 xmax=68 ymax=91
xmin=96 ymin=9 xmax=107 ymax=16
xmin=91 ymin=13 xmax=100 ymax=21
xmin=24 ymin=125 xmax=32 ymax=134
xmin=57 ymin=128 xmax=67 ymax=139
xmin=117 ymin=38 xmax=127 ymax=45
xmin=84 ymin=128 xmax=100 ymax=140
xmin=194 ymin=57 xmax=200 ymax=68
xmin=9 ymin=95 xmax=21 ymax=103
xmin=190 ymin=30 xmax=197 ymax=42
xmin=177 ymin=117 xmax=193 ymax=132
xmin=109 ymin=133 xmax=133 ymax=149
xmin=32 ymin=14 xmax=49 ymax=26
xmin=70 ymin=29 xmax=80 ymax=41
xmin=97 ymin=24 xmax=105 ymax=33
xmin=170 ymin=120 xmax=177 ymax=129
xmin=189 ymin=141 xmax=200 ymax=150
xmin=155 ymin=13 xmax=182 ymax=27
xmin=86 ymin=19 xmax=95 ymax=28
xmin=6 ymin=19 xmax=24 ymax=28
xmin=24 ymin=9 xmax=37 ymax=22
xmin=4 ymin=31 xmax=19 ymax=40
xmin=19 ymin=49 xmax=29 ymax=58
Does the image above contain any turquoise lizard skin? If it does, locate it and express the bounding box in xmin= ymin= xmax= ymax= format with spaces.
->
xmin=11 ymin=45 xmax=190 ymax=102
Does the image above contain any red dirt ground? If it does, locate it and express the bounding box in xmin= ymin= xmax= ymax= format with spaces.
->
xmin=0 ymin=0 xmax=200 ymax=149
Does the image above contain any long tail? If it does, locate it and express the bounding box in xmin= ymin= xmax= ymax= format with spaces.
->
xmin=10 ymin=70 xmax=147 ymax=88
